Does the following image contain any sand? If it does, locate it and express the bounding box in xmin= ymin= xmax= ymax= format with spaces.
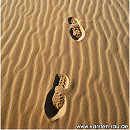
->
xmin=1 ymin=0 xmax=129 ymax=129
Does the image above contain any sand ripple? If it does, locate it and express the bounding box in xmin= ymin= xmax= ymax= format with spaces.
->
xmin=1 ymin=0 xmax=129 ymax=129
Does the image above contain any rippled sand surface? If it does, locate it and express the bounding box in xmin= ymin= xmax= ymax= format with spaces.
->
xmin=1 ymin=0 xmax=129 ymax=129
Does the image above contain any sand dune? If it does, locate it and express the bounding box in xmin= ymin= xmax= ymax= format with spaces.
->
xmin=1 ymin=0 xmax=129 ymax=129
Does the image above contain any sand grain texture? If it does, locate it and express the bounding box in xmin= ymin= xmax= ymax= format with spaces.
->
xmin=1 ymin=0 xmax=129 ymax=129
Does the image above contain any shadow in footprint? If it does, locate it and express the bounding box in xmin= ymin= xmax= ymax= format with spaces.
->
xmin=68 ymin=17 xmax=73 ymax=24
xmin=44 ymin=74 xmax=60 ymax=119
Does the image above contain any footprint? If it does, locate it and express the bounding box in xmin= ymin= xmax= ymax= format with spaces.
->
xmin=52 ymin=86 xmax=65 ymax=110
xmin=68 ymin=17 xmax=85 ymax=41
xmin=68 ymin=17 xmax=80 ymax=25
xmin=44 ymin=74 xmax=69 ymax=121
